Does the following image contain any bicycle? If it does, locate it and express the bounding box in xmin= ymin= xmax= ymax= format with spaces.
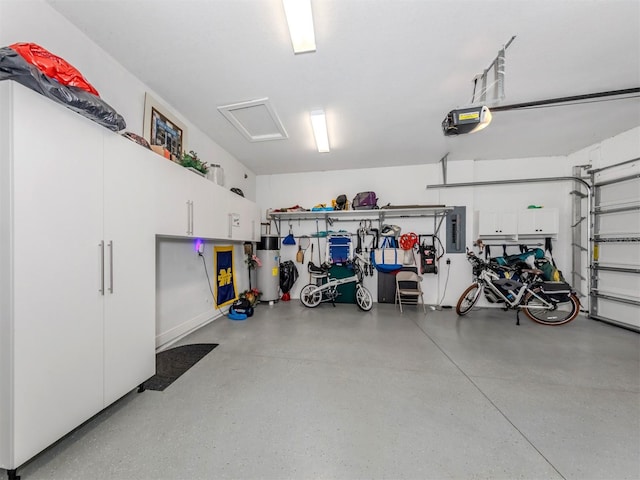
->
xmin=455 ymin=250 xmax=581 ymax=325
xmin=299 ymin=252 xmax=374 ymax=311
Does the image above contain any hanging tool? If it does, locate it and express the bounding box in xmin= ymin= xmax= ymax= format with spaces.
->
xmin=297 ymin=236 xmax=310 ymax=263
xmin=315 ymin=219 xmax=322 ymax=264
xmin=283 ymin=221 xmax=296 ymax=245
xmin=418 ymin=234 xmax=443 ymax=274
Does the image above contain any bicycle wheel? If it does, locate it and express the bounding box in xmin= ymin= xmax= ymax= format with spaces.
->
xmin=355 ymin=285 xmax=373 ymax=311
xmin=522 ymin=291 xmax=580 ymax=325
xmin=300 ymin=284 xmax=322 ymax=308
xmin=455 ymin=283 xmax=482 ymax=316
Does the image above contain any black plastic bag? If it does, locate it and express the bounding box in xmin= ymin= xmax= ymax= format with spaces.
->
xmin=279 ymin=260 xmax=299 ymax=294
xmin=0 ymin=46 xmax=126 ymax=131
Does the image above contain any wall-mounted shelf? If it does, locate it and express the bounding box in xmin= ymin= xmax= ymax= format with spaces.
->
xmin=268 ymin=206 xmax=454 ymax=237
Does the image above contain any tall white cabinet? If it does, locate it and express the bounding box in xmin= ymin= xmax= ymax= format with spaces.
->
xmin=1 ymin=81 xmax=260 ymax=475
xmin=102 ymin=134 xmax=156 ymax=406
xmin=0 ymin=83 xmax=155 ymax=471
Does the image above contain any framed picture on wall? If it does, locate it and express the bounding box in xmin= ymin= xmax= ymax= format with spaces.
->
xmin=143 ymin=92 xmax=188 ymax=159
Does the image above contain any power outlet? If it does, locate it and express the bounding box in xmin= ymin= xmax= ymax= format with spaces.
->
xmin=197 ymin=242 xmax=204 ymax=255
xmin=446 ymin=258 xmax=451 ymax=265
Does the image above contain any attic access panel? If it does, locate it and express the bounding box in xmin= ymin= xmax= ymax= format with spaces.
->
xmin=217 ymin=98 xmax=288 ymax=142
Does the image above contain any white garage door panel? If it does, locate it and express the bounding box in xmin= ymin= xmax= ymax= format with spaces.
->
xmin=596 ymin=301 xmax=640 ymax=329
xmin=597 ymin=243 xmax=640 ymax=265
xmin=592 ymin=165 xmax=639 ymax=331
xmin=597 ymin=179 xmax=639 ymax=205
xmin=597 ymin=213 xmax=640 ymax=236
xmin=596 ymin=271 xmax=640 ymax=299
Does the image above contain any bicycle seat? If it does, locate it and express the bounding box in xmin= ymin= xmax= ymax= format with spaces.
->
xmin=308 ymin=262 xmax=330 ymax=274
xmin=521 ymin=268 xmax=543 ymax=276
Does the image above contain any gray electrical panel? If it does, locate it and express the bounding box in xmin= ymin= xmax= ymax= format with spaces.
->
xmin=446 ymin=206 xmax=466 ymax=253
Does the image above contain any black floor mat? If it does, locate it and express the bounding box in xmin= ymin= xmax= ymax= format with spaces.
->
xmin=144 ymin=343 xmax=218 ymax=391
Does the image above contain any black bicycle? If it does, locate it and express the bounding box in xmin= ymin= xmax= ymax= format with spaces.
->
xmin=455 ymin=250 xmax=581 ymax=325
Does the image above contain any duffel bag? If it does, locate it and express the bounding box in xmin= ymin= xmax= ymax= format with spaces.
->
xmin=371 ymin=237 xmax=402 ymax=273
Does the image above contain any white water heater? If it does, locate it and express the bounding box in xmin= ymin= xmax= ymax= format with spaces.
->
xmin=256 ymin=235 xmax=280 ymax=302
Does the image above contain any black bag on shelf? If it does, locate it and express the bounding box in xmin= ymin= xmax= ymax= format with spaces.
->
xmin=0 ymin=45 xmax=126 ymax=131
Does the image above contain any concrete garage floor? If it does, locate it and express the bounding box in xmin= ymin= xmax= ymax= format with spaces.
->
xmin=11 ymin=303 xmax=640 ymax=480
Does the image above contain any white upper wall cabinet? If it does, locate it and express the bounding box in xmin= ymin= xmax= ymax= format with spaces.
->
xmin=154 ymin=158 xmax=258 ymax=241
xmin=477 ymin=211 xmax=519 ymax=237
xmin=477 ymin=209 xmax=559 ymax=239
xmin=518 ymin=208 xmax=559 ymax=236
xmin=226 ymin=192 xmax=260 ymax=242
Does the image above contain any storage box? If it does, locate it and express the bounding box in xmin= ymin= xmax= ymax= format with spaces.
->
xmin=150 ymin=144 xmax=171 ymax=159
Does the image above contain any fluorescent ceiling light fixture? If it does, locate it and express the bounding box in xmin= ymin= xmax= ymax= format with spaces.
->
xmin=282 ymin=0 xmax=316 ymax=53
xmin=310 ymin=110 xmax=330 ymax=153
xmin=442 ymin=106 xmax=492 ymax=136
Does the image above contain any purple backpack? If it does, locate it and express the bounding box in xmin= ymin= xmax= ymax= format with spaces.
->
xmin=352 ymin=191 xmax=378 ymax=210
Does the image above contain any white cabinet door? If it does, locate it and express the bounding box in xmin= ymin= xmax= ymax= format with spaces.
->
xmin=102 ymin=134 xmax=156 ymax=405
xmin=209 ymin=184 xmax=231 ymax=240
xmin=228 ymin=192 xmax=245 ymax=240
xmin=10 ymin=85 xmax=104 ymax=465
xmin=190 ymin=175 xmax=219 ymax=239
xmin=518 ymin=208 xmax=559 ymax=235
xmin=478 ymin=211 xmax=518 ymax=236
xmin=154 ymin=159 xmax=194 ymax=237
xmin=219 ymin=188 xmax=238 ymax=240
xmin=154 ymin=162 xmax=230 ymax=239
xmin=250 ymin=203 xmax=260 ymax=242
xmin=228 ymin=193 xmax=254 ymax=241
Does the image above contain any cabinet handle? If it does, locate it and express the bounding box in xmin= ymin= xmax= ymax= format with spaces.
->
xmin=190 ymin=200 xmax=194 ymax=235
xmin=186 ymin=201 xmax=191 ymax=235
xmin=228 ymin=213 xmax=232 ymax=238
xmin=99 ymin=241 xmax=105 ymax=295
xmin=108 ymin=240 xmax=114 ymax=294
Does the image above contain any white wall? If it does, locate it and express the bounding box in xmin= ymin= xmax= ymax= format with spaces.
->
xmin=1 ymin=0 xmax=258 ymax=347
xmin=257 ymin=157 xmax=572 ymax=307
xmin=568 ymin=126 xmax=640 ymax=171
xmin=155 ymin=239 xmax=250 ymax=349
xmin=257 ymin=129 xmax=639 ymax=309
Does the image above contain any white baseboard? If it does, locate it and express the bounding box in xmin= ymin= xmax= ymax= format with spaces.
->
xmin=155 ymin=309 xmax=227 ymax=351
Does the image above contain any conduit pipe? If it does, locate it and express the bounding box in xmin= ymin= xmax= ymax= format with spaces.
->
xmin=426 ymin=176 xmax=592 ymax=312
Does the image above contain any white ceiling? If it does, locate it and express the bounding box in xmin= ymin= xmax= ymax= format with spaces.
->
xmin=47 ymin=0 xmax=640 ymax=175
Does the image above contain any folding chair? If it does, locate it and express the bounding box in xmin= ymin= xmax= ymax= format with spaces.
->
xmin=395 ymin=271 xmax=426 ymax=313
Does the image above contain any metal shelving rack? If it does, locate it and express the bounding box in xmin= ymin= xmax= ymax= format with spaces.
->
xmin=570 ymin=165 xmax=589 ymax=298
xmin=268 ymin=206 xmax=454 ymax=237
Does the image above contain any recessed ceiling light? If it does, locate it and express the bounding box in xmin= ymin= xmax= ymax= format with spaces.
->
xmin=282 ymin=0 xmax=316 ymax=54
xmin=310 ymin=110 xmax=330 ymax=153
